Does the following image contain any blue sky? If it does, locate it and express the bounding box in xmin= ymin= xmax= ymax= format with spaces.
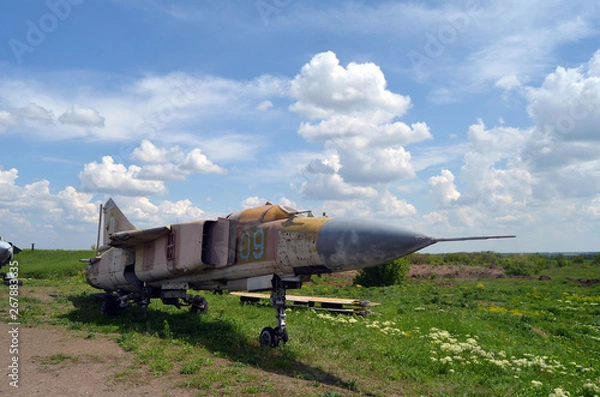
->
xmin=1 ymin=0 xmax=599 ymax=252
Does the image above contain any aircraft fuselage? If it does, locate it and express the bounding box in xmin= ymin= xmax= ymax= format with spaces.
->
xmin=84 ymin=199 xmax=514 ymax=347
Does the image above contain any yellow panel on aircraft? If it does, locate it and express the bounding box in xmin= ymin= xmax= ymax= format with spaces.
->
xmin=238 ymin=205 xmax=273 ymax=223
xmin=262 ymin=206 xmax=291 ymax=222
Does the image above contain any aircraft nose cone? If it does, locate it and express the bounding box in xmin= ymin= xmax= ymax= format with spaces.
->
xmin=316 ymin=218 xmax=436 ymax=272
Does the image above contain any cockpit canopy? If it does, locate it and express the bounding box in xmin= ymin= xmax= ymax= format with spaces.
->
xmin=227 ymin=203 xmax=310 ymax=224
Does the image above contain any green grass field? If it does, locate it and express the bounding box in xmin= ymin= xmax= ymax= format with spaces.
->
xmin=12 ymin=249 xmax=95 ymax=278
xmin=4 ymin=251 xmax=600 ymax=396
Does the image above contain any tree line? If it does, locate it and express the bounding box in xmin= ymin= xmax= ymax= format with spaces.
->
xmin=354 ymin=251 xmax=600 ymax=287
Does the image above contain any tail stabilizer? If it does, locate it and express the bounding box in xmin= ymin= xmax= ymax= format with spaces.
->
xmin=102 ymin=198 xmax=136 ymax=247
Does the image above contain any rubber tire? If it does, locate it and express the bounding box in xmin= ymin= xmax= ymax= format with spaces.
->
xmin=259 ymin=327 xmax=279 ymax=348
xmin=100 ymin=295 xmax=118 ymax=316
xmin=190 ymin=297 xmax=208 ymax=314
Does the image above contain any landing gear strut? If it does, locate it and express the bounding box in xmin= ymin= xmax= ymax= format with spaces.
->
xmin=100 ymin=294 xmax=119 ymax=316
xmin=187 ymin=295 xmax=209 ymax=314
xmin=259 ymin=275 xmax=289 ymax=348
xmin=97 ymin=288 xmax=208 ymax=316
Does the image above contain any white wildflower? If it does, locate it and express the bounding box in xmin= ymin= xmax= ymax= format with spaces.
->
xmin=531 ymin=380 xmax=543 ymax=388
xmin=489 ymin=359 xmax=511 ymax=368
xmin=583 ymin=383 xmax=600 ymax=393
xmin=440 ymin=356 xmax=453 ymax=364
xmin=548 ymin=387 xmax=570 ymax=397
xmin=440 ymin=343 xmax=463 ymax=354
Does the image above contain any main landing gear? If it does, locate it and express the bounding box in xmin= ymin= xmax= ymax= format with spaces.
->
xmin=259 ymin=275 xmax=289 ymax=348
xmin=97 ymin=288 xmax=208 ymax=316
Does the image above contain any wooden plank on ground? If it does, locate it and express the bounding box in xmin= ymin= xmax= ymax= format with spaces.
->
xmin=230 ymin=291 xmax=381 ymax=316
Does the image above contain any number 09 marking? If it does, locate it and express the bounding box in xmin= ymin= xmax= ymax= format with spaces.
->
xmin=239 ymin=229 xmax=265 ymax=261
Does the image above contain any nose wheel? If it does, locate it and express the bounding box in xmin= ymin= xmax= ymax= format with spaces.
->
xmin=259 ymin=325 xmax=289 ymax=348
xmin=259 ymin=276 xmax=289 ymax=348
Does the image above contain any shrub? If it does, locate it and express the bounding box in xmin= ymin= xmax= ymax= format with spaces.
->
xmin=500 ymin=254 xmax=548 ymax=276
xmin=443 ymin=252 xmax=472 ymax=266
xmin=554 ymin=253 xmax=568 ymax=267
xmin=353 ymin=257 xmax=410 ymax=287
xmin=571 ymin=255 xmax=585 ymax=264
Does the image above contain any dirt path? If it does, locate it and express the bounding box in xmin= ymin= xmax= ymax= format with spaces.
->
xmin=1 ymin=323 xmax=345 ymax=397
xmin=409 ymin=265 xmax=506 ymax=279
xmin=0 ymin=325 xmax=188 ymax=396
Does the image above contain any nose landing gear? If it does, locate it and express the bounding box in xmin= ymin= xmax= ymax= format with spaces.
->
xmin=259 ymin=276 xmax=289 ymax=348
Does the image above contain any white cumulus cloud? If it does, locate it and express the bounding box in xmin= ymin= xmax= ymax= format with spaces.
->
xmin=337 ymin=145 xmax=415 ymax=184
xmin=58 ymin=105 xmax=106 ymax=127
xmin=318 ymin=189 xmax=416 ymax=219
xmin=80 ymin=141 xmax=226 ymax=195
xmin=242 ymin=196 xmax=269 ymax=209
xmin=519 ymin=50 xmax=600 ymax=198
xmin=378 ymin=190 xmax=417 ymax=217
xmin=0 ymin=167 xmax=100 ymax=248
xmin=290 ymin=51 xmax=411 ymax=120
xmin=117 ymin=196 xmax=204 ymax=226
xmin=15 ymin=103 xmax=54 ymax=125
xmin=180 ymin=148 xmax=226 ymax=175
xmin=291 ymin=51 xmax=430 ymax=204
xmin=0 ymin=103 xmax=54 ymax=132
xmin=130 ymin=139 xmax=176 ymax=164
xmin=525 ymin=52 xmax=600 ymax=142
xmin=131 ymin=139 xmax=226 ymax=179
xmin=301 ymin=173 xmax=377 ymax=201
xmin=429 ymin=169 xmax=461 ymax=207
xmin=79 ymin=156 xmax=167 ymax=196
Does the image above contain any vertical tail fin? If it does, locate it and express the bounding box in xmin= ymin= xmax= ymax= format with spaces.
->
xmin=102 ymin=198 xmax=136 ymax=247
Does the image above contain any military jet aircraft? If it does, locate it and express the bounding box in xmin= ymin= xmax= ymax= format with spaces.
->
xmin=0 ymin=236 xmax=21 ymax=269
xmin=0 ymin=236 xmax=22 ymax=286
xmin=84 ymin=198 xmax=514 ymax=347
